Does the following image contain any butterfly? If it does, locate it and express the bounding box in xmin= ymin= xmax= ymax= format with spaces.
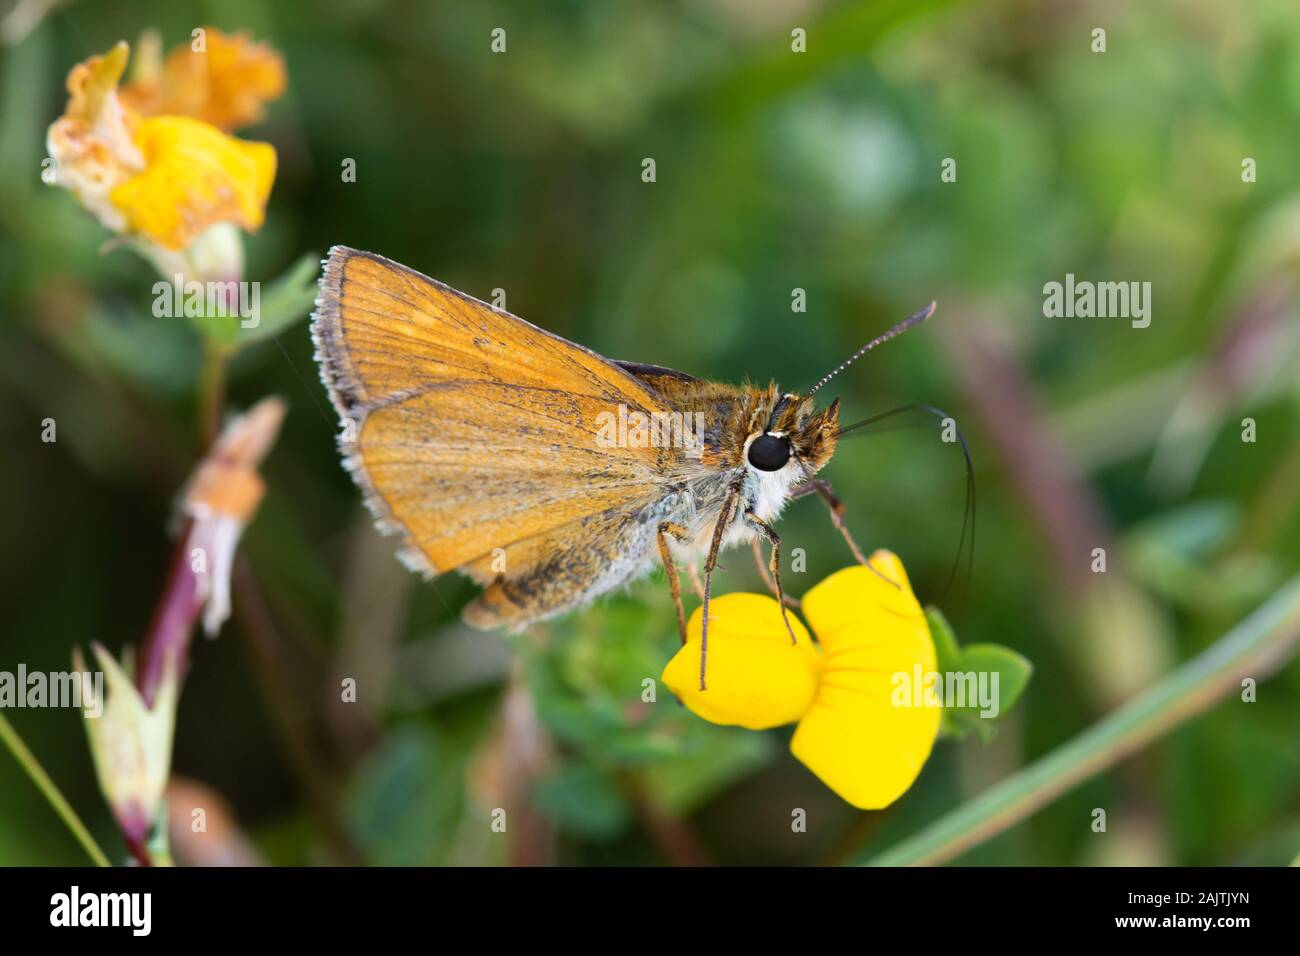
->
xmin=312 ymin=246 xmax=939 ymax=689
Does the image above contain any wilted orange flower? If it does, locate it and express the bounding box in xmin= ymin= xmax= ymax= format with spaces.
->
xmin=120 ymin=27 xmax=286 ymax=131
xmin=46 ymin=32 xmax=282 ymax=258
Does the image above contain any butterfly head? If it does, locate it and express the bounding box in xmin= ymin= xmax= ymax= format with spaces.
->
xmin=741 ymin=388 xmax=840 ymax=477
xmin=746 ymin=301 xmax=935 ymax=478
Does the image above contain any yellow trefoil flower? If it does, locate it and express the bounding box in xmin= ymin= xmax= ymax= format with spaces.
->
xmin=662 ymin=550 xmax=941 ymax=810
xmin=45 ymin=32 xmax=281 ymax=262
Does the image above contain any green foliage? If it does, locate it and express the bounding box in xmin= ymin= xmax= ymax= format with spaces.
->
xmin=519 ymin=595 xmax=774 ymax=840
xmin=347 ymin=726 xmax=465 ymax=866
xmin=189 ymin=252 xmax=320 ymax=351
xmin=533 ymin=762 xmax=629 ymax=842
xmin=929 ymin=607 xmax=1033 ymax=744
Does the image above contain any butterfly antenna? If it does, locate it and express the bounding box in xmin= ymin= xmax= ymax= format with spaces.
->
xmin=804 ymin=302 xmax=937 ymax=398
xmin=837 ymin=403 xmax=975 ymax=606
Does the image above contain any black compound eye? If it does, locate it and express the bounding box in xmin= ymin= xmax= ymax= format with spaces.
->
xmin=747 ymin=433 xmax=791 ymax=471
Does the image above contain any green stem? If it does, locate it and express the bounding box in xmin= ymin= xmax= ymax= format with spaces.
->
xmin=197 ymin=338 xmax=229 ymax=447
xmin=862 ymin=575 xmax=1300 ymax=866
xmin=0 ymin=711 xmax=111 ymax=867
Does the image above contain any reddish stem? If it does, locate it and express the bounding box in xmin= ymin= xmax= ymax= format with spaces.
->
xmin=135 ymin=518 xmax=204 ymax=708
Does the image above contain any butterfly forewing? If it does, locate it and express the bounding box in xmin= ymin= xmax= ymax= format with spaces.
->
xmin=312 ymin=246 xmax=679 ymax=624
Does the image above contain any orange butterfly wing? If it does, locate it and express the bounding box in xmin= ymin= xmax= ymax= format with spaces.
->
xmin=312 ymin=246 xmax=678 ymax=625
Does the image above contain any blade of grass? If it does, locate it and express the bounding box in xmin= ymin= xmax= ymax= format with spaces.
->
xmin=0 ymin=711 xmax=111 ymax=867
xmin=861 ymin=574 xmax=1300 ymax=866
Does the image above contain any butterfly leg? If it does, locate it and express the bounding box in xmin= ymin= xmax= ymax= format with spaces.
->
xmin=686 ymin=561 xmax=706 ymax=602
xmin=657 ymin=521 xmax=692 ymax=646
xmin=798 ymin=478 xmax=900 ymax=590
xmin=744 ymin=510 xmax=799 ymax=644
xmin=751 ymin=538 xmax=800 ymax=608
xmin=699 ymin=485 xmax=743 ymax=692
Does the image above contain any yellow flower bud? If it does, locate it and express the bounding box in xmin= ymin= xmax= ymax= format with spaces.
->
xmin=74 ymin=644 xmax=179 ymax=844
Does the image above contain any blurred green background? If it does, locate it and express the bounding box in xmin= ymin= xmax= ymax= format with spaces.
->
xmin=1 ymin=0 xmax=1298 ymax=866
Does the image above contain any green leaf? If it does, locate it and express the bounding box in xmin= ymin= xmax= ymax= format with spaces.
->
xmin=527 ymin=648 xmax=628 ymax=748
xmin=347 ymin=725 xmax=463 ymax=865
xmin=189 ymin=252 xmax=320 ymax=350
xmin=939 ymin=643 xmax=1033 ymax=743
xmin=927 ymin=607 xmax=1033 ymax=742
xmin=926 ymin=606 xmax=962 ymax=675
xmin=959 ymin=644 xmax=1033 ymax=720
xmin=635 ymin=725 xmax=773 ymax=816
xmin=532 ymin=762 xmax=630 ymax=841
xmin=238 ymin=252 xmax=322 ymax=347
xmin=600 ymin=730 xmax=684 ymax=763
xmin=941 ymin=709 xmax=992 ymax=743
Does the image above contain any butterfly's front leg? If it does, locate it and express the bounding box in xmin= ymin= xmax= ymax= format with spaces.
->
xmin=790 ymin=476 xmax=841 ymax=510
xmin=750 ymin=538 xmax=800 ymax=608
xmin=793 ymin=478 xmax=863 ymax=559
xmin=657 ymin=521 xmax=693 ymax=646
xmin=796 ymin=477 xmax=900 ymax=590
xmin=698 ymin=483 xmax=743 ymax=692
xmin=744 ymin=510 xmax=799 ymax=645
xmin=685 ymin=561 xmax=706 ymax=602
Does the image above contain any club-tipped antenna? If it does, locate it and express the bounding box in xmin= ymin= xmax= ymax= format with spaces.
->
xmin=804 ymin=301 xmax=937 ymax=398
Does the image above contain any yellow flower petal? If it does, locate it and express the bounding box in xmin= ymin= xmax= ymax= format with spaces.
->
xmin=662 ymin=593 xmax=820 ymax=730
xmin=65 ymin=40 xmax=130 ymax=122
xmin=121 ymin=27 xmax=286 ymax=131
xmin=109 ymin=115 xmax=276 ymax=251
xmin=790 ymin=551 xmax=940 ymax=809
